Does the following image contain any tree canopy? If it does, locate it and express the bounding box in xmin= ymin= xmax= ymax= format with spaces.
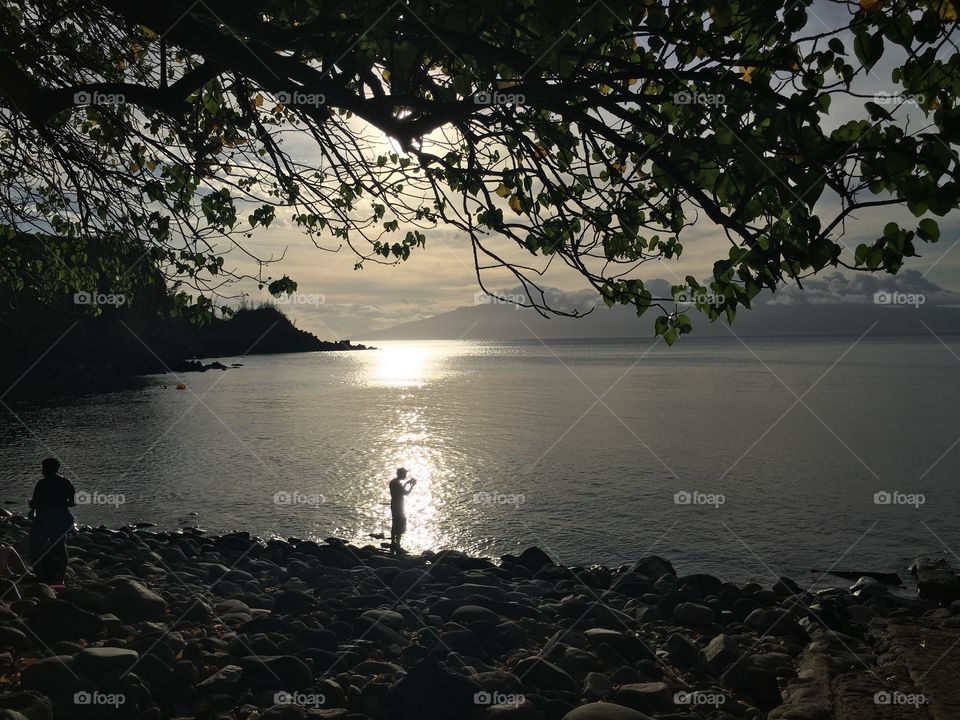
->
xmin=2 ymin=0 xmax=959 ymax=341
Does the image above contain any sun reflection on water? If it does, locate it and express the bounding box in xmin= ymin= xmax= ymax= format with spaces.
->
xmin=352 ymin=343 xmax=459 ymax=554
xmin=371 ymin=344 xmax=433 ymax=388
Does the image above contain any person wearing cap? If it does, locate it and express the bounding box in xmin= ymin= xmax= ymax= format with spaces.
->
xmin=389 ymin=467 xmax=417 ymax=555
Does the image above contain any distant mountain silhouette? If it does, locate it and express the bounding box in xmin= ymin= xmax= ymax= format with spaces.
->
xmin=359 ymin=300 xmax=960 ymax=341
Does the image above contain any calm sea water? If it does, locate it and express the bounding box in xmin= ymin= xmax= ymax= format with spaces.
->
xmin=2 ymin=335 xmax=959 ymax=586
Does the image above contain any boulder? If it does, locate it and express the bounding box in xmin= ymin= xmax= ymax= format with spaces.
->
xmin=28 ymin=600 xmax=103 ymax=642
xmin=452 ymin=604 xmax=500 ymax=626
xmin=513 ymin=657 xmax=576 ymax=693
xmin=665 ymin=633 xmax=699 ymax=668
xmin=197 ymin=664 xmax=243 ymax=694
xmin=744 ymin=608 xmax=807 ymax=641
xmin=240 ymin=655 xmax=312 ymax=692
xmin=562 ymin=702 xmax=652 ymax=719
xmin=273 ymin=589 xmax=319 ymax=615
xmin=910 ymin=556 xmax=960 ymax=605
xmin=725 ymin=665 xmax=782 ymax=711
xmin=20 ymin=656 xmax=79 ymax=697
xmin=0 ymin=691 xmax=53 ymax=720
xmin=503 ymin=547 xmax=554 ymax=573
xmin=103 ymin=579 xmax=167 ymax=622
xmin=704 ymin=634 xmax=743 ymax=670
xmin=672 ymin=602 xmax=714 ymax=628
xmin=632 ymin=556 xmax=676 ymax=580
xmin=76 ymin=647 xmax=139 ymax=681
xmin=611 ymin=683 xmax=672 ymax=713
xmin=385 ymin=655 xmax=479 ymax=720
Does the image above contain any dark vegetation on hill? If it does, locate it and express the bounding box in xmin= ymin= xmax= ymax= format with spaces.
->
xmin=0 ymin=266 xmax=366 ymax=399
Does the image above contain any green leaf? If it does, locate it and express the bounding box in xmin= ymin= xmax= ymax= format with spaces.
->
xmin=854 ymin=31 xmax=884 ymax=69
xmin=918 ymin=218 xmax=940 ymax=241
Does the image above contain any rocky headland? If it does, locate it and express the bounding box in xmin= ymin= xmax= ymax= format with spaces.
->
xmin=0 ymin=516 xmax=957 ymax=720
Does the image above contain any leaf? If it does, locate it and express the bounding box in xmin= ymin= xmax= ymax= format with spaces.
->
xmin=918 ymin=218 xmax=940 ymax=241
xmin=854 ymin=31 xmax=884 ymax=69
xmin=253 ymin=94 xmax=264 ymax=107
xmin=859 ymin=0 xmax=882 ymax=11
xmin=495 ymin=183 xmax=511 ymax=198
xmin=508 ymin=195 xmax=524 ymax=214
xmin=935 ymin=0 xmax=958 ymax=20
xmin=740 ymin=65 xmax=756 ymax=83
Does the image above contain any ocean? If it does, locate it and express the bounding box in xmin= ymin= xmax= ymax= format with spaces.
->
xmin=2 ymin=335 xmax=958 ymax=586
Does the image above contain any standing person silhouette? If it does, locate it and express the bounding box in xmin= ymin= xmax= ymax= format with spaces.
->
xmin=389 ymin=468 xmax=417 ymax=555
xmin=28 ymin=458 xmax=75 ymax=586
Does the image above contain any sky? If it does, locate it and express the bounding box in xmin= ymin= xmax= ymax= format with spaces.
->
xmin=211 ymin=1 xmax=960 ymax=340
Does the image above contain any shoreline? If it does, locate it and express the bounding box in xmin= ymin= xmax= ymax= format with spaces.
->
xmin=0 ymin=516 xmax=957 ymax=720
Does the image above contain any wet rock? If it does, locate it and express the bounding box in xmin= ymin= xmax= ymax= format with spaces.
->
xmin=632 ymin=557 xmax=676 ymax=580
xmin=0 ymin=691 xmax=53 ymax=720
xmin=744 ymin=608 xmax=807 ymax=641
xmin=725 ymin=665 xmax=782 ymax=711
xmin=240 ymin=655 xmax=312 ymax=692
xmin=672 ymin=602 xmax=714 ymax=629
xmin=665 ymin=633 xmax=699 ymax=668
xmin=273 ymin=589 xmax=319 ymax=615
xmin=0 ymin=628 xmax=29 ymax=651
xmin=76 ymin=647 xmax=139 ymax=681
xmin=28 ymin=600 xmax=103 ymax=642
xmin=582 ymin=671 xmax=611 ymax=701
xmin=583 ymin=629 xmax=652 ymax=663
xmin=514 ymin=657 xmax=576 ymax=693
xmin=385 ymin=655 xmax=479 ymax=720
xmin=502 ymin=547 xmax=554 ymax=573
xmin=354 ymin=660 xmax=403 ymax=675
xmin=197 ymin=664 xmax=243 ymax=694
xmin=704 ymin=634 xmax=742 ymax=670
xmin=610 ymin=682 xmax=672 ymax=713
xmin=562 ymin=701 xmax=652 ymax=719
xmin=452 ymin=604 xmax=500 ymax=627
xmin=20 ymin=656 xmax=79 ymax=697
xmin=103 ymin=579 xmax=167 ymax=622
xmin=910 ymin=556 xmax=960 ymax=606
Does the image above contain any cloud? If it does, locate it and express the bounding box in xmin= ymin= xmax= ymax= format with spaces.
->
xmin=757 ymin=269 xmax=960 ymax=306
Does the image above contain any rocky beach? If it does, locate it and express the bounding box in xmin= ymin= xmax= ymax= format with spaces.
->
xmin=0 ymin=516 xmax=957 ymax=720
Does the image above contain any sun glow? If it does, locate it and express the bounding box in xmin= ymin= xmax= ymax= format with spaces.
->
xmin=372 ymin=344 xmax=432 ymax=388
